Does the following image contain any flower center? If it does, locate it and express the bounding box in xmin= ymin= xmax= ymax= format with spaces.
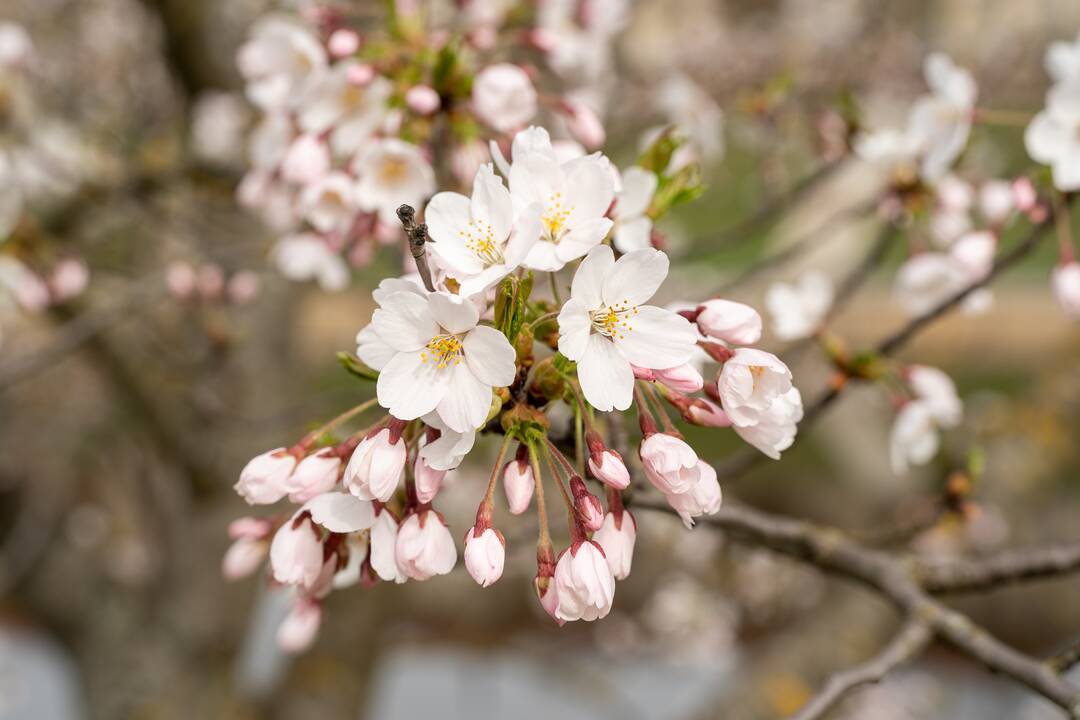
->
xmin=420 ymin=333 xmax=463 ymax=369
xmin=459 ymin=220 xmax=503 ymax=266
xmin=590 ymin=300 xmax=638 ymax=340
xmin=341 ymin=84 xmax=367 ymax=110
xmin=379 ymin=156 xmax=408 ymax=184
xmin=541 ymin=192 xmax=573 ymax=242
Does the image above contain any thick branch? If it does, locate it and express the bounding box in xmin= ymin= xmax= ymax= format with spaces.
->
xmin=787 ymin=619 xmax=932 ymax=720
xmin=634 ymin=500 xmax=1080 ymax=715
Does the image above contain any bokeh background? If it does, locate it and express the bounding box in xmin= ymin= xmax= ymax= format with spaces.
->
xmin=2 ymin=0 xmax=1080 ymax=718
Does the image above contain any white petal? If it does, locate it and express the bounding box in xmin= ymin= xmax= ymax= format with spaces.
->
xmin=436 ymin=360 xmax=493 ymax=432
xmin=377 ymin=350 xmax=448 ymax=420
xmin=463 ymin=325 xmax=515 ymax=387
xmin=571 ymin=244 xmax=615 ymax=309
xmin=603 ymin=248 xmax=669 ymax=307
xmin=1025 ymin=112 xmax=1068 ymax=164
xmin=613 ymin=216 xmax=653 ymax=253
xmin=618 ymin=167 xmax=657 ymax=218
xmin=614 ymin=305 xmax=696 ymax=369
xmin=557 ymin=297 xmax=593 ymax=361
xmin=428 ymin=291 xmax=480 ymax=334
xmin=372 ymin=291 xmax=438 ymax=352
xmin=577 ymin=334 xmax=634 ymax=412
xmin=306 ymin=492 xmax=375 ymax=532
xmin=470 ymin=164 xmax=513 ymax=241
xmin=562 ymin=155 xmax=616 ymax=220
xmin=523 ymin=240 xmax=562 ymax=271
xmin=355 ymin=323 xmax=396 ymax=371
xmin=555 ymin=217 xmax=613 ymax=263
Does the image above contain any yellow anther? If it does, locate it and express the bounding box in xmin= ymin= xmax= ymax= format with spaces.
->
xmin=425 ymin=334 xmax=464 ymax=370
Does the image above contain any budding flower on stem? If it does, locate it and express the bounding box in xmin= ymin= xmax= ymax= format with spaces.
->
xmin=277 ymin=597 xmax=322 ymax=654
xmin=503 ymin=444 xmax=535 ymax=514
xmin=464 ymin=526 xmax=506 ymax=587
xmin=592 ymin=490 xmax=636 ymax=580
xmin=586 ymin=431 xmax=630 ymax=489
xmin=395 ymin=509 xmax=458 ymax=581
xmin=343 ymin=421 xmax=407 ymax=502
xmin=691 ymin=299 xmax=763 ymax=345
xmin=235 ymin=448 xmax=297 ymax=505
xmin=570 ymin=476 xmax=604 ymax=532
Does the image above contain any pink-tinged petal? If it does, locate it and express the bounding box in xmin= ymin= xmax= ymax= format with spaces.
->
xmin=428 ymin=291 xmax=480 ymax=334
xmin=578 ymin=334 xmax=634 ymax=412
xmin=614 ymin=305 xmax=696 ymax=370
xmin=603 ymin=248 xmax=669 ymax=308
xmin=436 ymin=360 xmax=492 ymax=432
xmin=372 ymin=291 xmax=438 ymax=352
xmin=377 ymin=350 xmax=448 ymax=420
xmin=463 ymin=326 xmax=516 ymax=387
xmin=305 ymin=492 xmax=375 ymax=533
xmin=571 ymin=244 xmax=615 ymax=310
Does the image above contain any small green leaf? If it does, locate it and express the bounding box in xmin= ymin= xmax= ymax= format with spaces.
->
xmin=337 ymin=352 xmax=380 ymax=382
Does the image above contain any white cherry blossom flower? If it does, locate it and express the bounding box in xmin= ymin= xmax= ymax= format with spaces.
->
xmin=732 ymin=387 xmax=803 ymax=460
xmin=908 ymin=53 xmax=977 ymax=182
xmin=765 ymin=271 xmax=834 ymax=341
xmin=1046 ymin=32 xmax=1080 ymax=83
xmin=553 ymin=540 xmax=616 ymax=622
xmin=557 ymin=245 xmax=697 ymax=411
xmin=299 ymin=172 xmax=358 ymax=236
xmin=353 ymin=138 xmax=435 ymax=224
xmin=889 ymin=400 xmax=940 ymax=475
xmin=716 ymin=348 xmax=794 ymax=428
xmin=299 ymin=62 xmax=392 ymax=157
xmin=425 ymin=163 xmax=541 ymax=296
xmin=237 ymin=15 xmax=326 ymax=111
xmin=274 ymin=234 xmax=349 ymax=291
xmin=503 ymin=127 xmax=615 ymax=271
xmin=1053 ymin=261 xmax=1080 ymax=319
xmin=907 ymin=365 xmax=962 ymax=428
xmin=372 ymin=290 xmax=516 ymax=432
xmin=612 ymin=166 xmax=657 ymax=253
xmin=471 ymin=63 xmax=537 ymax=133
xmin=1025 ymin=78 xmax=1080 ymax=191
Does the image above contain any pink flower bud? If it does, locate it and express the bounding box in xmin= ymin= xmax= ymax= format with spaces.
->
xmin=563 ymin=99 xmax=605 ymax=150
xmin=226 ymin=270 xmax=260 ymax=305
xmin=370 ymin=509 xmax=404 ymax=583
xmin=414 ymin=455 xmax=446 ymax=504
xmin=277 ymin=598 xmax=322 ymax=653
xmin=346 ymin=62 xmax=376 ymax=86
xmin=695 ymin=299 xmax=763 ymax=345
xmin=1012 ymin=177 xmax=1038 ymax=212
xmin=586 ymin=440 xmax=630 ymax=490
xmin=395 ymin=509 xmax=457 ymax=580
xmin=631 ymin=365 xmax=657 ymax=381
xmin=686 ymin=398 xmax=731 ymax=427
xmin=285 ymin=448 xmax=341 ymax=504
xmin=1053 ymin=261 xmax=1080 ymax=319
xmin=235 ymin=448 xmax=297 ymax=505
xmin=655 ymin=363 xmax=704 ymax=394
xmin=222 ymin=537 xmax=267 ymax=580
xmin=639 ymin=433 xmax=700 ymax=495
xmin=570 ymin=477 xmax=604 ymax=532
xmin=592 ymin=510 xmax=636 ymax=580
xmin=165 ymin=261 xmax=196 ymax=300
xmin=343 ymin=427 xmax=406 ymax=502
xmin=534 ymin=574 xmax=563 ymax=625
xmin=327 ymin=28 xmax=360 ymax=58
xmin=405 ymin=84 xmax=441 ymax=116
xmin=472 ymin=63 xmax=537 ymax=132
xmin=553 ymin=541 xmax=615 ymax=622
xmin=269 ymin=512 xmax=324 ymax=589
xmin=228 ymin=516 xmax=273 ymax=540
xmin=664 ymin=460 xmax=722 ymax=528
xmin=503 ymin=449 xmax=535 ymax=514
xmin=48 ymin=258 xmax=89 ymax=302
xmin=464 ymin=526 xmax=505 ymax=587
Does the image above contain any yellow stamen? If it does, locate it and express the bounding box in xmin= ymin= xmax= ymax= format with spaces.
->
xmin=420 ymin=333 xmax=464 ymax=370
xmin=542 ymin=192 xmax=573 ymax=243
xmin=590 ymin=299 xmax=639 ymax=341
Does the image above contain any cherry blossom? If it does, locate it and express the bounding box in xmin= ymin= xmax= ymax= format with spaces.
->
xmin=1052 ymin=261 xmax=1080 ymax=319
xmin=472 ymin=63 xmax=537 ymax=133
xmin=553 ymin=540 xmax=616 ymax=622
xmin=353 ymin=138 xmax=435 ymax=224
xmin=369 ymin=290 xmax=516 ymax=432
xmin=1026 ymin=78 xmax=1080 ymax=191
xmin=766 ymin=272 xmax=834 ymax=342
xmin=557 ymin=245 xmax=697 ymax=411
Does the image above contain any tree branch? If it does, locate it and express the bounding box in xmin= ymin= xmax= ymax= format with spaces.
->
xmin=633 ymin=499 xmax=1080 ymax=716
xmin=787 ymin=618 xmax=932 ymax=720
xmin=918 ymin=544 xmax=1080 ymax=594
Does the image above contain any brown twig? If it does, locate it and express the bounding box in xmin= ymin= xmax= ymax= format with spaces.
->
xmin=787 ymin=618 xmax=932 ymax=720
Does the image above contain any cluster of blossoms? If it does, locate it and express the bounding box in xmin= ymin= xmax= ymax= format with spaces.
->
xmin=164 ymin=261 xmax=260 ymax=307
xmin=854 ymin=49 xmax=1080 ymax=321
xmin=225 ymin=124 xmax=803 ymax=650
xmin=234 ymin=0 xmax=640 ymax=292
xmin=234 ymin=0 xmax=722 ymax=294
xmin=0 ymin=22 xmax=92 ymax=348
